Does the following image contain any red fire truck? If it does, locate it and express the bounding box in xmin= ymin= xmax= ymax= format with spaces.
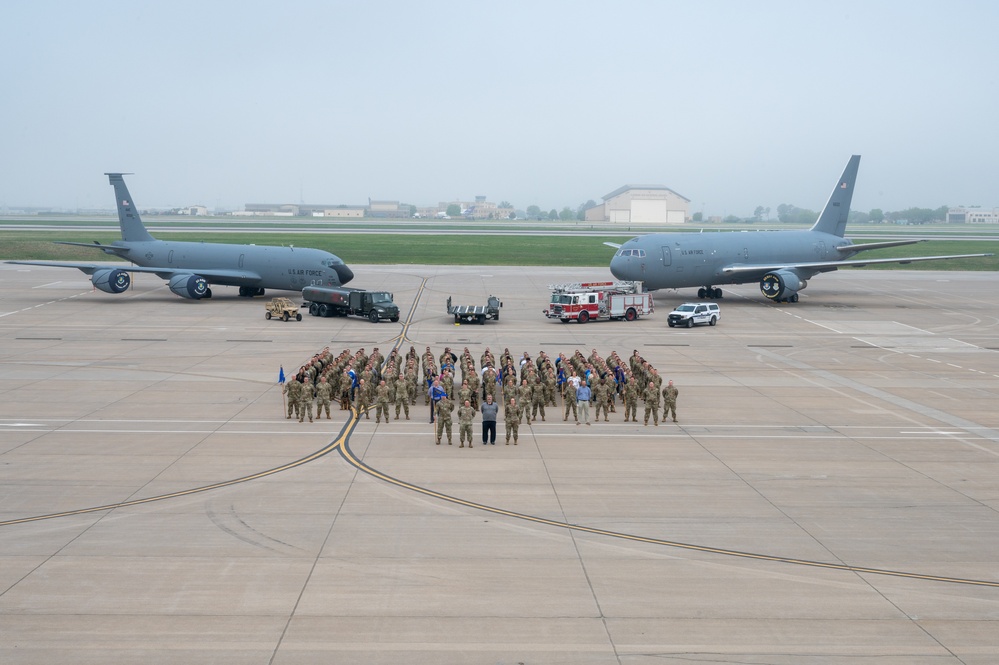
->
xmin=544 ymin=281 xmax=653 ymax=323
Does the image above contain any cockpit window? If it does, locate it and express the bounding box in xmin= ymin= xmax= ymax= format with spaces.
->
xmin=615 ymin=249 xmax=646 ymax=258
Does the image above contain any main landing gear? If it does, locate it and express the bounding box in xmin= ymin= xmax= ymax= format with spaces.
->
xmin=238 ymin=287 xmax=266 ymax=297
xmin=697 ymin=286 xmax=723 ymax=299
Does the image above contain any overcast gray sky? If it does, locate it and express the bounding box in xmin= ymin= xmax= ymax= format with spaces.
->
xmin=2 ymin=1 xmax=996 ymax=216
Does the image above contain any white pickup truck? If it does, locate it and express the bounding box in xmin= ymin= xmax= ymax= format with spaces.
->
xmin=667 ymin=302 xmax=720 ymax=328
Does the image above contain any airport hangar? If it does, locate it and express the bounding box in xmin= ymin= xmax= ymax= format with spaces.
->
xmin=1 ymin=262 xmax=998 ymax=664
xmin=585 ymin=184 xmax=690 ymax=225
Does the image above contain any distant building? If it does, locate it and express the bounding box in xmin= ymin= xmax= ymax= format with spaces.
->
xmin=320 ymin=207 xmax=365 ymax=218
xmin=438 ymin=195 xmax=512 ymax=220
xmin=368 ymin=199 xmax=407 ymax=218
xmin=244 ymin=203 xmax=353 ymax=216
xmin=947 ymin=207 xmax=999 ymax=223
xmin=585 ymin=185 xmax=690 ymax=224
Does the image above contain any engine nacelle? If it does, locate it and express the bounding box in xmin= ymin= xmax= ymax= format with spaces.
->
xmin=760 ymin=270 xmax=806 ymax=301
xmin=91 ymin=268 xmax=131 ymax=294
xmin=168 ymin=274 xmax=210 ymax=299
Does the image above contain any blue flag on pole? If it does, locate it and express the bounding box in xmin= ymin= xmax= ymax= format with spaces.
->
xmin=278 ymin=366 xmax=286 ymax=384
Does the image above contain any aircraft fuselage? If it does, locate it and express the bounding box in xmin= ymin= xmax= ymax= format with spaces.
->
xmin=610 ymin=230 xmax=853 ymax=290
xmin=112 ymin=239 xmax=352 ymax=291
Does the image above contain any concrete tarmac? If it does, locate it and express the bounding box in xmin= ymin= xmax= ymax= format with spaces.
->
xmin=1 ymin=263 xmax=998 ymax=664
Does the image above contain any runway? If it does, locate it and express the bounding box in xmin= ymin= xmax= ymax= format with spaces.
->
xmin=1 ymin=263 xmax=998 ymax=663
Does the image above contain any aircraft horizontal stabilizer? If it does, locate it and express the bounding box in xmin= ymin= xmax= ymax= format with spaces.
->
xmin=53 ymin=241 xmax=131 ymax=256
xmin=836 ymin=239 xmax=926 ymax=253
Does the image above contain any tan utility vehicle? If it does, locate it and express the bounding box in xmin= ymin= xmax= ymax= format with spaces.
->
xmin=265 ymin=297 xmax=303 ymax=321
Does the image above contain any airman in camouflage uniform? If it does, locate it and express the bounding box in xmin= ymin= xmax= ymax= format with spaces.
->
xmin=516 ymin=380 xmax=531 ymax=423
xmin=662 ymin=380 xmax=679 ymax=423
xmin=405 ymin=362 xmax=418 ymax=405
xmin=298 ymin=376 xmax=314 ymax=423
xmin=563 ymin=372 xmax=579 ymax=423
xmin=504 ymin=397 xmax=521 ymax=445
xmin=441 ymin=369 xmax=454 ymax=399
xmin=530 ymin=380 xmax=546 ymax=422
xmin=457 ymin=399 xmax=475 ymax=448
xmin=374 ymin=380 xmax=391 ymax=423
xmin=284 ymin=378 xmax=301 ymax=420
xmin=623 ymin=377 xmax=639 ymax=422
xmin=315 ymin=376 xmax=333 ymax=420
xmin=435 ymin=395 xmax=454 ymax=445
xmin=482 ymin=367 xmax=498 ymax=403
xmin=592 ymin=378 xmax=611 ymax=422
xmin=384 ymin=364 xmax=397 ymax=405
xmin=466 ymin=364 xmax=480 ymax=409
xmin=339 ymin=370 xmax=352 ymax=410
xmin=355 ymin=378 xmax=371 ymax=419
xmin=394 ymin=377 xmax=410 ymax=420
xmin=457 ymin=380 xmax=473 ymax=413
xmin=544 ymin=368 xmax=558 ymax=407
xmin=643 ymin=380 xmax=661 ymax=426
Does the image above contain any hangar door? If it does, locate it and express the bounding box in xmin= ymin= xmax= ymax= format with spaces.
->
xmin=631 ymin=199 xmax=668 ymax=224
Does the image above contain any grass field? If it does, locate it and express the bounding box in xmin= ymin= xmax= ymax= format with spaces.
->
xmin=0 ymin=230 xmax=996 ymax=270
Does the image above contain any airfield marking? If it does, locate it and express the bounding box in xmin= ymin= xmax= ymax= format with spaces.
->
xmin=0 ymin=290 xmax=88 ymax=318
xmin=4 ymin=409 xmax=998 ymax=588
xmin=334 ymin=428 xmax=999 ymax=589
xmin=0 ymin=416 xmax=359 ymax=528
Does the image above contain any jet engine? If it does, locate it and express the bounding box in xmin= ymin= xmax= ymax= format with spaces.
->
xmin=91 ymin=268 xmax=131 ymax=294
xmin=168 ymin=274 xmax=210 ymax=299
xmin=760 ymin=270 xmax=806 ymax=302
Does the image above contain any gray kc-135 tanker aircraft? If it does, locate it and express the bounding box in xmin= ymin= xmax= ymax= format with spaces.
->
xmin=608 ymin=155 xmax=992 ymax=302
xmin=8 ymin=173 xmax=354 ymax=299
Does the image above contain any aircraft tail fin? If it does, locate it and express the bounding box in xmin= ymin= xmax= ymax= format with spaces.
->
xmin=105 ymin=173 xmax=155 ymax=242
xmin=810 ymin=155 xmax=860 ymax=237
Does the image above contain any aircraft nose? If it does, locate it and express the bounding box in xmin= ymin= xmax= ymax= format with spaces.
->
xmin=335 ymin=263 xmax=354 ymax=285
xmin=610 ymin=255 xmax=627 ymax=280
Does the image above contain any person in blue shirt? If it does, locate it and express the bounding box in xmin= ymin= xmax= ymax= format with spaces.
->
xmin=429 ymin=379 xmax=447 ymax=423
xmin=576 ymin=381 xmax=592 ymax=426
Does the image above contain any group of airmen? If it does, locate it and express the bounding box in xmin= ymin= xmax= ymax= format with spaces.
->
xmin=281 ymin=345 xmax=680 ymax=440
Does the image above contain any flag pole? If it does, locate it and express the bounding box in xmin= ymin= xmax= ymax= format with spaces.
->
xmin=279 ymin=366 xmax=286 ymax=417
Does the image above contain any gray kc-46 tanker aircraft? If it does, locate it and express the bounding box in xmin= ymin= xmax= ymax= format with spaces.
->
xmin=8 ymin=173 xmax=354 ymax=299
xmin=608 ymin=155 xmax=992 ymax=302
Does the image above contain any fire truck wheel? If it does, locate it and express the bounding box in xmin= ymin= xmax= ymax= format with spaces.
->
xmin=625 ymin=308 xmax=637 ymax=322
xmin=578 ymin=311 xmax=590 ymax=324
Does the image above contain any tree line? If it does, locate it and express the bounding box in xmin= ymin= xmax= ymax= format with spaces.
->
xmin=719 ymin=204 xmax=954 ymax=225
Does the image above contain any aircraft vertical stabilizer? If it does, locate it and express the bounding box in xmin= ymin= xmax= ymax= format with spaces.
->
xmin=809 ymin=155 xmax=860 ymax=238
xmin=105 ymin=173 xmax=155 ymax=242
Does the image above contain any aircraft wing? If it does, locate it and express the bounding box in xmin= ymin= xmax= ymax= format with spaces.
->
xmin=6 ymin=260 xmax=262 ymax=283
xmin=720 ymin=252 xmax=994 ymax=276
